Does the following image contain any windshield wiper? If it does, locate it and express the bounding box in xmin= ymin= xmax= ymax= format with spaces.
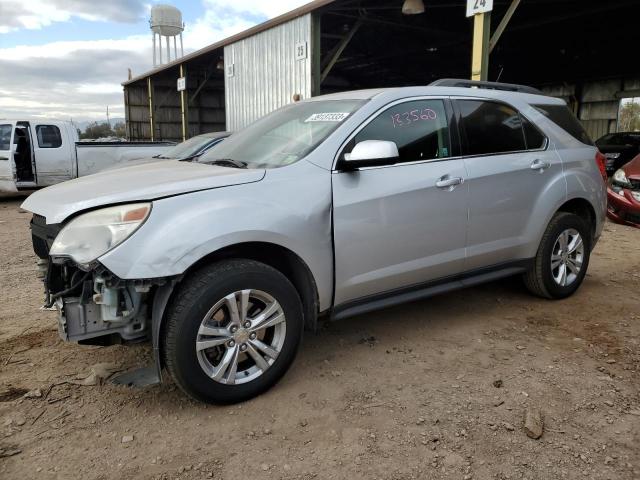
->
xmin=207 ymin=158 xmax=248 ymax=169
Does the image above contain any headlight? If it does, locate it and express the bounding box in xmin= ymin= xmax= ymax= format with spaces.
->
xmin=50 ymin=203 xmax=151 ymax=266
xmin=611 ymin=169 xmax=631 ymax=188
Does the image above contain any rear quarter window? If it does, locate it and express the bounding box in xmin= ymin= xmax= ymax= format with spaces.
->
xmin=533 ymin=104 xmax=593 ymax=146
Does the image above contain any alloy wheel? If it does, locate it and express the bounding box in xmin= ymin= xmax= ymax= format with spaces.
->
xmin=550 ymin=228 xmax=584 ymax=287
xmin=195 ymin=290 xmax=286 ymax=385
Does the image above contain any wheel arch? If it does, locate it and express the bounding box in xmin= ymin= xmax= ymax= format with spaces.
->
xmin=151 ymin=241 xmax=321 ymax=380
xmin=556 ymin=197 xmax=597 ymax=243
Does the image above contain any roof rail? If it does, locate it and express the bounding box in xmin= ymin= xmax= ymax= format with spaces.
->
xmin=429 ymin=78 xmax=543 ymax=95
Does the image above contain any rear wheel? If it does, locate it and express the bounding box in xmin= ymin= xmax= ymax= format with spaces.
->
xmin=163 ymin=259 xmax=303 ymax=404
xmin=523 ymin=212 xmax=591 ymax=299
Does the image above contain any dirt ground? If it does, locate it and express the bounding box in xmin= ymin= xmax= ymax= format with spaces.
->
xmin=0 ymin=195 xmax=639 ymax=480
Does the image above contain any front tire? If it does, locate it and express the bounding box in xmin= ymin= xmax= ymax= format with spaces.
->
xmin=163 ymin=259 xmax=303 ymax=404
xmin=523 ymin=212 xmax=591 ymax=299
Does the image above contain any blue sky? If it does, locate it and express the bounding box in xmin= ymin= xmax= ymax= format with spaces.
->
xmin=0 ymin=0 xmax=310 ymax=121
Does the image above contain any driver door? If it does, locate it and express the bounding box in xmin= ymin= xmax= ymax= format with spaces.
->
xmin=332 ymin=98 xmax=469 ymax=307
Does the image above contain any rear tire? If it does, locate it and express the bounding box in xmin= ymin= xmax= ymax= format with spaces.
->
xmin=163 ymin=259 xmax=303 ymax=404
xmin=523 ymin=212 xmax=591 ymax=299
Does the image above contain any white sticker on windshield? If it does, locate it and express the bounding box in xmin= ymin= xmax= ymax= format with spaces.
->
xmin=304 ymin=112 xmax=350 ymax=123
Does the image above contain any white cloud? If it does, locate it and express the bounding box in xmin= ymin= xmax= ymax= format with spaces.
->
xmin=0 ymin=0 xmax=314 ymax=122
xmin=202 ymin=0 xmax=315 ymax=19
xmin=0 ymin=0 xmax=148 ymax=33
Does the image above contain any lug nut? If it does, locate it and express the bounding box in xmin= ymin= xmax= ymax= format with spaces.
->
xmin=240 ymin=344 xmax=248 ymax=352
xmin=249 ymin=333 xmax=257 ymax=340
xmin=243 ymin=321 xmax=251 ymax=328
xmin=230 ymin=325 xmax=238 ymax=333
xmin=228 ymin=340 xmax=236 ymax=348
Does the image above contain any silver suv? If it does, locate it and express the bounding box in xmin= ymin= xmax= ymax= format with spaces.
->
xmin=23 ymin=80 xmax=607 ymax=404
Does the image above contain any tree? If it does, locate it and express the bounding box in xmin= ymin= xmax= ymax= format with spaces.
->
xmin=80 ymin=122 xmax=115 ymax=139
xmin=618 ymin=100 xmax=640 ymax=132
xmin=113 ymin=122 xmax=126 ymax=138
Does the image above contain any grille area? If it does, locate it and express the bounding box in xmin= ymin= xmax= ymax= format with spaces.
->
xmin=30 ymin=214 xmax=62 ymax=259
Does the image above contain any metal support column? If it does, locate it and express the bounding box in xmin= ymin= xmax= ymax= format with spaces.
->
xmin=147 ymin=77 xmax=154 ymax=141
xmin=180 ymin=64 xmax=187 ymax=142
xmin=471 ymin=12 xmax=491 ymax=81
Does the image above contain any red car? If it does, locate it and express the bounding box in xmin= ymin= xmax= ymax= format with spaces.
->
xmin=607 ymin=153 xmax=640 ymax=227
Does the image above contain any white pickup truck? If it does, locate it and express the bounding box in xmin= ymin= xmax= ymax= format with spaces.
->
xmin=0 ymin=120 xmax=174 ymax=193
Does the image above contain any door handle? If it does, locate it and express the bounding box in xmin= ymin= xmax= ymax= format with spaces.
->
xmin=530 ymin=159 xmax=551 ymax=171
xmin=436 ymin=175 xmax=464 ymax=189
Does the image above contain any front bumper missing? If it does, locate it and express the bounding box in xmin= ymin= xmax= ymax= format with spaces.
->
xmin=56 ymin=296 xmax=147 ymax=344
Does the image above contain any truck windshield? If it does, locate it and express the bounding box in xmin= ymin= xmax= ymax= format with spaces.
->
xmin=199 ymin=100 xmax=365 ymax=169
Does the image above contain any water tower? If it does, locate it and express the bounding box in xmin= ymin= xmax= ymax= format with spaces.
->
xmin=150 ymin=4 xmax=184 ymax=67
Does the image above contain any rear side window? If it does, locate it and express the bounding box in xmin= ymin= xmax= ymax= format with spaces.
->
xmin=0 ymin=124 xmax=11 ymax=150
xmin=457 ymin=100 xmax=527 ymax=155
xmin=533 ymin=104 xmax=593 ymax=145
xmin=36 ymin=125 xmax=62 ymax=148
xmin=349 ymin=99 xmax=451 ymax=163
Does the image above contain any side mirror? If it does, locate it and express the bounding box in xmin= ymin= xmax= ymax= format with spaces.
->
xmin=340 ymin=140 xmax=399 ymax=170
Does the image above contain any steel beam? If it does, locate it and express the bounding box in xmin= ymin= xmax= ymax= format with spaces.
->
xmin=489 ymin=0 xmax=521 ymax=53
xmin=320 ymin=18 xmax=362 ymax=83
xmin=471 ymin=12 xmax=491 ymax=81
xmin=147 ymin=77 xmax=154 ymax=141
xmin=180 ymin=64 xmax=187 ymax=141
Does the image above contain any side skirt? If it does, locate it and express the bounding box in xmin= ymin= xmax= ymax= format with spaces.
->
xmin=331 ymin=260 xmax=533 ymax=322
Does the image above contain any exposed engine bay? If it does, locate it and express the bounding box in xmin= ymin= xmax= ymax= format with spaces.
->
xmin=31 ymin=214 xmax=161 ymax=346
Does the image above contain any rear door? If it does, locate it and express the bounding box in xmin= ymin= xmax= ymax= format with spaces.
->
xmin=332 ymin=97 xmax=469 ymax=306
xmin=454 ymin=98 xmax=558 ymax=270
xmin=32 ymin=122 xmax=73 ymax=186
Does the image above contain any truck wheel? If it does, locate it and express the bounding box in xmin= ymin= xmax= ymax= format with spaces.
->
xmin=523 ymin=212 xmax=591 ymax=299
xmin=163 ymin=259 xmax=303 ymax=404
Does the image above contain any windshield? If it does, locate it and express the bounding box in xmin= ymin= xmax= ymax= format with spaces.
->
xmin=597 ymin=133 xmax=640 ymax=146
xmin=159 ymin=134 xmax=221 ymax=159
xmin=199 ymin=100 xmax=365 ymax=168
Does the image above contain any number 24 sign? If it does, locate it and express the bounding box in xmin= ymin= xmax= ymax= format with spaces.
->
xmin=466 ymin=0 xmax=493 ymax=17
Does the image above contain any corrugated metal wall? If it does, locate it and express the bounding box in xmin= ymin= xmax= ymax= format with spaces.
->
xmin=224 ymin=14 xmax=312 ymax=131
xmin=541 ymin=77 xmax=640 ymax=140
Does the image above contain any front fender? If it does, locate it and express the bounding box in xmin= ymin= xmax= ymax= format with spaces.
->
xmin=99 ymin=162 xmax=334 ymax=310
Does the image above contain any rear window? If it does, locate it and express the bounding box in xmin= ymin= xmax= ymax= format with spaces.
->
xmin=533 ymin=104 xmax=593 ymax=145
xmin=36 ymin=125 xmax=62 ymax=148
xmin=0 ymin=124 xmax=11 ymax=150
xmin=458 ymin=100 xmax=527 ymax=155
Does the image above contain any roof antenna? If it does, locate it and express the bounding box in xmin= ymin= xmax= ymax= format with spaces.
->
xmin=495 ymin=66 xmax=504 ymax=83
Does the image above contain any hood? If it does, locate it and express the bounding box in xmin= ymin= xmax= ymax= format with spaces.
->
xmin=623 ymin=153 xmax=640 ymax=180
xmin=22 ymin=160 xmax=265 ymax=224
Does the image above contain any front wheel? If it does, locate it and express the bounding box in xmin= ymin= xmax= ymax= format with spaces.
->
xmin=523 ymin=212 xmax=591 ymax=299
xmin=163 ymin=259 xmax=303 ymax=404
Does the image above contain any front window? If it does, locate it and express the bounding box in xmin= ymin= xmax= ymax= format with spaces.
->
xmin=199 ymin=100 xmax=365 ymax=169
xmin=346 ymin=99 xmax=451 ymax=163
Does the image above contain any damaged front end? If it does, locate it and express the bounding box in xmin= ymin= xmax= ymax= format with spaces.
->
xmin=30 ymin=208 xmax=165 ymax=347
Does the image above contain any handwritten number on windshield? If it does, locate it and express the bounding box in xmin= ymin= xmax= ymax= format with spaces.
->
xmin=392 ymin=108 xmax=437 ymax=128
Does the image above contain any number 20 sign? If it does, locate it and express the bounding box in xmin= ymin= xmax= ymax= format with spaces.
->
xmin=466 ymin=0 xmax=493 ymax=17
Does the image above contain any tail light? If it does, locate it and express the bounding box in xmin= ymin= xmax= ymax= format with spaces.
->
xmin=595 ymin=150 xmax=607 ymax=182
